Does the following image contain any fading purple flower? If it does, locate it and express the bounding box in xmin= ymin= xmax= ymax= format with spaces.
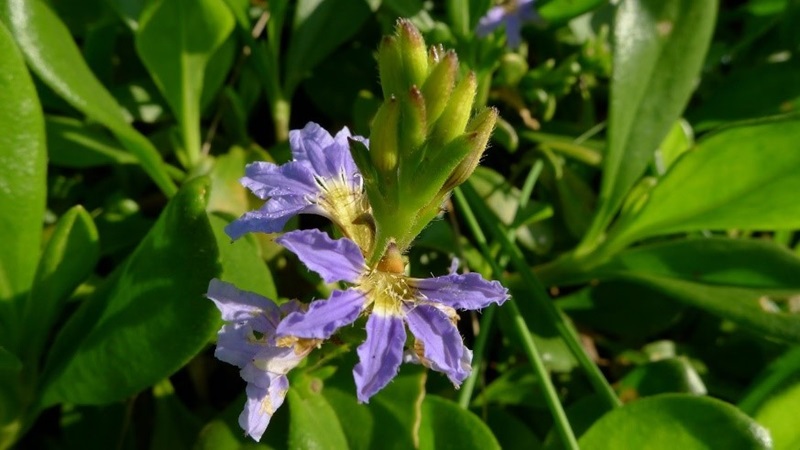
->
xmin=207 ymin=279 xmax=318 ymax=441
xmin=225 ymin=122 xmax=372 ymax=248
xmin=273 ymin=229 xmax=509 ymax=403
xmin=476 ymin=0 xmax=539 ymax=48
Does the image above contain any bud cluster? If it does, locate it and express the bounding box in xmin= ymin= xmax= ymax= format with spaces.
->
xmin=350 ymin=19 xmax=498 ymax=265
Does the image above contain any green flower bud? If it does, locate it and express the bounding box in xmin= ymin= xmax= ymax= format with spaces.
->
xmin=421 ymin=51 xmax=457 ymax=126
xmin=431 ymin=71 xmax=477 ymax=147
xmin=370 ymin=96 xmax=400 ymax=174
xmin=441 ymin=107 xmax=498 ymax=193
xmin=428 ymin=44 xmax=444 ymax=69
xmin=379 ymin=36 xmax=404 ymax=99
xmin=400 ymin=85 xmax=427 ymax=156
xmin=396 ymin=18 xmax=427 ymax=88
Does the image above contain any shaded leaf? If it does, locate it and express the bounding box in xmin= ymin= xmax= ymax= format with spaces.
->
xmin=578 ymin=394 xmax=772 ymax=449
xmin=40 ymin=177 xmax=220 ymax=405
xmin=288 ymin=373 xmax=349 ymax=450
xmin=418 ymin=396 xmax=501 ymax=450
xmin=46 ymin=116 xmax=137 ymax=168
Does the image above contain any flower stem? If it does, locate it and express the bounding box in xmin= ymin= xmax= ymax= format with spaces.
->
xmin=453 ymin=188 xmax=580 ymax=450
xmin=458 ymin=184 xmax=621 ymax=411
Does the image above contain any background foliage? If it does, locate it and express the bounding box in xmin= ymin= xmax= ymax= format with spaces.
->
xmin=1 ymin=0 xmax=799 ymax=448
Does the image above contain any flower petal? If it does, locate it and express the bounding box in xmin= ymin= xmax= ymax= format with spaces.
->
xmin=476 ymin=6 xmax=506 ymax=36
xmin=289 ymin=122 xmax=342 ymax=180
xmin=225 ymin=197 xmax=321 ymax=240
xmin=277 ymin=288 xmax=365 ymax=339
xmin=405 ymin=304 xmax=471 ymax=385
xmin=207 ymin=279 xmax=281 ymax=326
xmin=411 ymin=273 xmax=509 ymax=310
xmin=242 ymin=161 xmax=318 ymax=199
xmin=215 ymin=322 xmax=262 ymax=368
xmin=353 ymin=312 xmax=406 ymax=403
xmin=238 ymin=373 xmax=290 ymax=442
xmin=333 ymin=126 xmax=366 ymax=185
xmin=504 ymin=13 xmax=524 ymax=48
xmin=276 ymin=229 xmax=365 ymax=283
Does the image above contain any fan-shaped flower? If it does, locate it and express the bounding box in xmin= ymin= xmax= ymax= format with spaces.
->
xmin=225 ymin=122 xmax=372 ymax=249
xmin=273 ymin=229 xmax=509 ymax=402
xmin=207 ymin=279 xmax=318 ymax=441
xmin=476 ymin=0 xmax=539 ymax=49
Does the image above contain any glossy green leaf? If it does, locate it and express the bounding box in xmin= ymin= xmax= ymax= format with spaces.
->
xmin=579 ymin=395 xmax=772 ymax=449
xmin=209 ymin=215 xmax=277 ymax=300
xmin=208 ymin=147 xmax=250 ymax=217
xmin=654 ymin=119 xmax=693 ymax=174
xmin=418 ymin=396 xmax=501 ymax=450
xmin=0 ymin=0 xmax=177 ymax=196
xmin=136 ymin=0 xmax=234 ymax=164
xmin=0 ymin=20 xmax=46 ymax=307
xmin=39 ymin=177 xmax=220 ymax=406
xmin=740 ymin=348 xmax=800 ymax=450
xmin=617 ymin=357 xmax=707 ymax=399
xmin=617 ymin=121 xmax=800 ymax=241
xmin=284 ymin=0 xmax=371 ymax=97
xmin=22 ymin=206 xmax=99 ymax=361
xmin=583 ymin=0 xmax=717 ymax=246
xmin=288 ymin=373 xmax=349 ymax=450
xmin=538 ymin=0 xmax=606 ymax=24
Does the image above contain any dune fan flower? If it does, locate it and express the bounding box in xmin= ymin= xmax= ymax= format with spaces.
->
xmin=225 ymin=122 xmax=373 ymax=250
xmin=476 ymin=0 xmax=539 ymax=48
xmin=206 ymin=279 xmax=318 ymax=441
xmin=273 ymin=229 xmax=509 ymax=402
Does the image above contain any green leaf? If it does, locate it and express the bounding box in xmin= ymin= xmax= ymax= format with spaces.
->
xmin=46 ymin=116 xmax=137 ymax=168
xmin=617 ymin=357 xmax=707 ymax=399
xmin=0 ymin=346 xmax=23 ymax=438
xmin=740 ymin=348 xmax=800 ymax=450
xmin=136 ymin=0 xmax=234 ymax=165
xmin=616 ymin=121 xmax=800 ymax=242
xmin=538 ymin=0 xmax=607 ymax=24
xmin=209 ymin=215 xmax=277 ymax=300
xmin=583 ymin=0 xmax=717 ymax=247
xmin=689 ymin=61 xmax=800 ymax=132
xmin=208 ymin=147 xmax=250 ymax=217
xmin=0 ymin=20 xmax=46 ymax=307
xmin=0 ymin=0 xmax=177 ymax=196
xmin=287 ymin=374 xmax=349 ymax=450
xmin=150 ymin=379 xmax=202 ymax=450
xmin=284 ymin=0 xmax=371 ymax=97
xmin=654 ymin=119 xmax=693 ymax=174
xmin=418 ymin=396 xmax=501 ymax=450
xmin=39 ymin=177 xmax=220 ymax=406
xmin=578 ymin=394 xmax=772 ymax=449
xmin=22 ymin=206 xmax=99 ymax=361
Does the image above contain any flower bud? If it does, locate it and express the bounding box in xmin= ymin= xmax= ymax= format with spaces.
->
xmin=379 ymin=36 xmax=405 ymax=99
xmin=421 ymin=51 xmax=457 ymax=126
xmin=396 ymin=19 xmax=428 ymax=88
xmin=431 ymin=71 xmax=477 ymax=147
xmin=370 ymin=96 xmax=400 ymax=173
xmin=428 ymin=44 xmax=444 ymax=67
xmin=441 ymin=107 xmax=498 ymax=193
xmin=400 ymin=85 xmax=427 ymax=156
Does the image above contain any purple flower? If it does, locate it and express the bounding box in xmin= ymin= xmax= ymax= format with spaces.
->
xmin=476 ymin=0 xmax=539 ymax=48
xmin=225 ymin=122 xmax=371 ymax=246
xmin=273 ymin=229 xmax=509 ymax=403
xmin=207 ymin=279 xmax=317 ymax=441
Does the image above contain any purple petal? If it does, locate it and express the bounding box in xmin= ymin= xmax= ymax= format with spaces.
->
xmin=207 ymin=279 xmax=280 ymax=326
xmin=238 ymin=373 xmax=290 ymax=442
xmin=333 ymin=127 xmax=366 ymax=185
xmin=476 ymin=6 xmax=506 ymax=36
xmin=504 ymin=14 xmax=524 ymax=48
xmin=405 ymin=304 xmax=471 ymax=385
xmin=289 ymin=122 xmax=343 ymax=180
xmin=215 ymin=323 xmax=266 ymax=368
xmin=225 ymin=197 xmax=321 ymax=240
xmin=411 ymin=273 xmax=509 ymax=310
xmin=277 ymin=288 xmax=365 ymax=339
xmin=242 ymin=161 xmax=318 ymax=199
xmin=353 ymin=312 xmax=406 ymax=403
xmin=276 ymin=230 xmax=365 ymax=283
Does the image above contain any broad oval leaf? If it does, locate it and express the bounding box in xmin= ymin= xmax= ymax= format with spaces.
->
xmin=619 ymin=120 xmax=800 ymax=241
xmin=23 ymin=206 xmax=99 ymax=360
xmin=0 ymin=0 xmax=176 ymax=196
xmin=39 ymin=177 xmax=220 ymax=405
xmin=583 ymin=0 xmax=717 ymax=246
xmin=578 ymin=394 xmax=772 ymax=450
xmin=288 ymin=374 xmax=349 ymax=450
xmin=136 ymin=0 xmax=234 ymax=162
xmin=418 ymin=395 xmax=501 ymax=450
xmin=0 ymin=20 xmax=46 ymax=306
